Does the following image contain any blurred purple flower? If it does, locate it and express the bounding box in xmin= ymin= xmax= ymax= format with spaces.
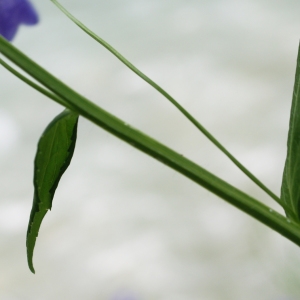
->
xmin=111 ymin=291 xmax=139 ymax=300
xmin=0 ymin=0 xmax=38 ymax=41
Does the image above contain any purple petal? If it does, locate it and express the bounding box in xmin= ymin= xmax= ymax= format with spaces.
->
xmin=0 ymin=0 xmax=39 ymax=41
xmin=111 ymin=291 xmax=139 ymax=300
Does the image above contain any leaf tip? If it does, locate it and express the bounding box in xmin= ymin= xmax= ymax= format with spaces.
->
xmin=29 ymin=263 xmax=36 ymax=274
xmin=27 ymin=243 xmax=36 ymax=274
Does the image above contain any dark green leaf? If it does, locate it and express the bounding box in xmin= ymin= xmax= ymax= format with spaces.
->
xmin=281 ymin=43 xmax=300 ymax=222
xmin=26 ymin=109 xmax=78 ymax=273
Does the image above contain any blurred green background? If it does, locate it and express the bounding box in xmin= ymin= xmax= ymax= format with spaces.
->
xmin=1 ymin=0 xmax=300 ymax=299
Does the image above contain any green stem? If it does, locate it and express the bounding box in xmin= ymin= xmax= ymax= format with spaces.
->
xmin=51 ymin=0 xmax=284 ymax=208
xmin=0 ymin=58 xmax=71 ymax=109
xmin=0 ymin=36 xmax=299 ymax=246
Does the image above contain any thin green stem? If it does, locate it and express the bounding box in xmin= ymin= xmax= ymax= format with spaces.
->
xmin=0 ymin=36 xmax=299 ymax=246
xmin=0 ymin=57 xmax=72 ymax=109
xmin=51 ymin=0 xmax=283 ymax=208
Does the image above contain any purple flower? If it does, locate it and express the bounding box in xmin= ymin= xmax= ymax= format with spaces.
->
xmin=0 ymin=0 xmax=38 ymax=41
xmin=111 ymin=291 xmax=139 ymax=300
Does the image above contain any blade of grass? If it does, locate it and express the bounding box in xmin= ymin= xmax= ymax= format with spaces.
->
xmin=0 ymin=36 xmax=299 ymax=247
xmin=51 ymin=0 xmax=283 ymax=208
xmin=281 ymin=42 xmax=300 ymax=222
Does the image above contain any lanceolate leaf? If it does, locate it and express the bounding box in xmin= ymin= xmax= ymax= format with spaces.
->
xmin=27 ymin=109 xmax=78 ymax=273
xmin=281 ymin=44 xmax=300 ymax=222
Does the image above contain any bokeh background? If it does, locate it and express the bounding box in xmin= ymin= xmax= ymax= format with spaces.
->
xmin=1 ymin=0 xmax=300 ymax=299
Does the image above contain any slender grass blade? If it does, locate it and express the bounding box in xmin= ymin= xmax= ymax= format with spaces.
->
xmin=50 ymin=0 xmax=284 ymax=208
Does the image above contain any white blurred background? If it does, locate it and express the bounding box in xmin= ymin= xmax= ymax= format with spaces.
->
xmin=1 ymin=0 xmax=300 ymax=299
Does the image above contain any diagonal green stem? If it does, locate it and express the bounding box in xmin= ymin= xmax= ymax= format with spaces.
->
xmin=51 ymin=0 xmax=283 ymax=208
xmin=0 ymin=58 xmax=71 ymax=109
xmin=0 ymin=36 xmax=299 ymax=246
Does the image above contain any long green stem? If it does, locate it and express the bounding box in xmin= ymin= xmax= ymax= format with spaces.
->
xmin=51 ymin=0 xmax=283 ymax=208
xmin=0 ymin=58 xmax=71 ymax=109
xmin=0 ymin=36 xmax=299 ymax=245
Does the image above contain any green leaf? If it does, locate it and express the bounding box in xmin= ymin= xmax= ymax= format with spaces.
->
xmin=281 ymin=44 xmax=300 ymax=222
xmin=26 ymin=109 xmax=79 ymax=273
